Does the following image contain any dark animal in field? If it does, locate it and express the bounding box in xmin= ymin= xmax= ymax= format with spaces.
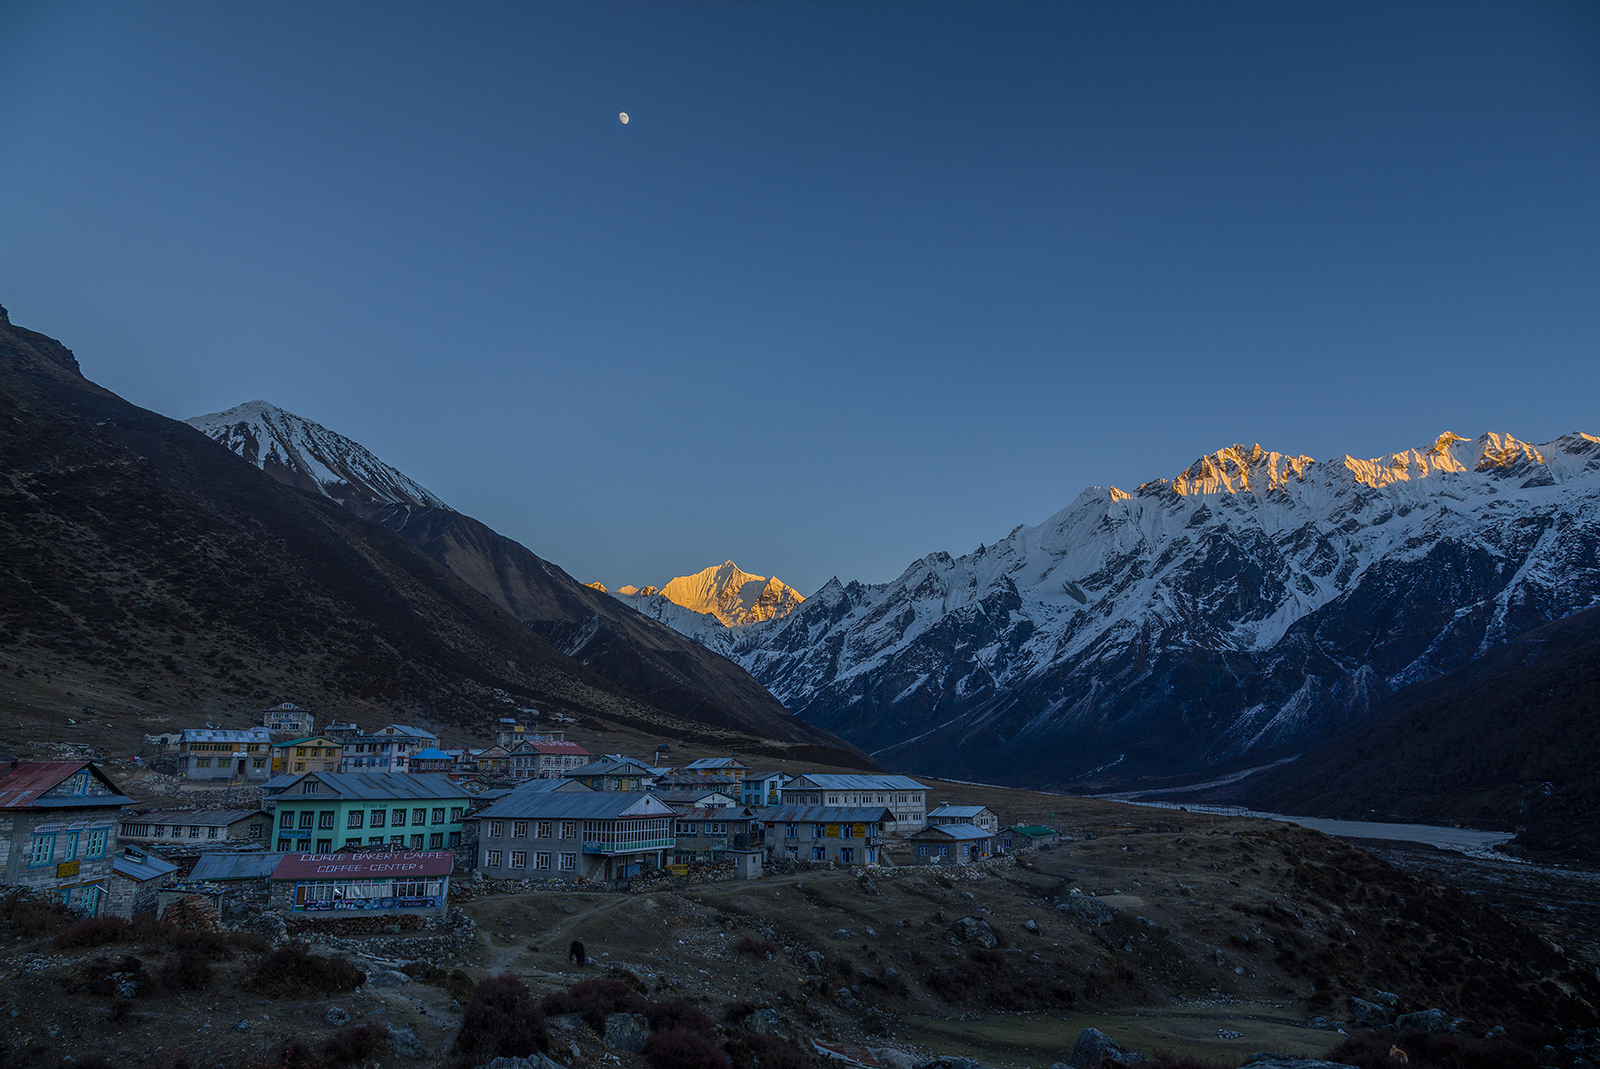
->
xmin=569 ymin=940 xmax=586 ymax=965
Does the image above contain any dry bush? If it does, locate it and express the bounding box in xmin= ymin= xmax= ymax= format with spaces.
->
xmin=1327 ymin=1029 xmax=1552 ymax=1069
xmin=0 ymin=892 xmax=74 ymax=938
xmin=53 ymin=915 xmax=131 ymax=948
xmin=644 ymin=1027 xmax=732 ymax=1069
xmin=67 ymin=953 xmax=153 ymax=998
xmin=452 ymin=974 xmax=547 ymax=1067
xmin=735 ymin=935 xmax=776 ymax=958
xmin=923 ymin=947 xmax=1078 ymax=1010
xmin=242 ymin=941 xmax=364 ymax=996
xmin=647 ymin=998 xmax=717 ymax=1038
xmin=322 ymin=1022 xmax=389 ymax=1066
xmin=724 ymin=1032 xmax=809 ymax=1069
xmin=159 ymin=946 xmax=214 ymax=990
xmin=540 ymin=977 xmax=649 ymax=1031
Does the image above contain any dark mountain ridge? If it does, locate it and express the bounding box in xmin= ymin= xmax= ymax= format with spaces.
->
xmin=0 ymin=303 xmax=862 ymax=764
xmin=1239 ymin=604 xmax=1600 ymax=862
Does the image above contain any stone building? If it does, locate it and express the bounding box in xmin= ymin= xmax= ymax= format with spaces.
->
xmin=179 ymin=728 xmax=273 ymax=781
xmin=754 ymin=805 xmax=893 ymax=865
xmin=0 ymin=761 xmax=134 ymax=914
xmin=779 ymin=774 xmax=929 ymax=833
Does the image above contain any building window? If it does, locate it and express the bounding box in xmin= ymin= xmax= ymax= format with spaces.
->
xmin=450 ymin=807 xmax=463 ymax=822
xmin=536 ymin=821 xmax=552 ymax=838
xmin=370 ymin=809 xmax=386 ymax=827
xmin=489 ymin=821 xmax=505 ymax=838
xmin=511 ymin=851 xmax=527 ymax=868
xmin=812 ymin=824 xmax=826 ymax=839
xmin=62 ymin=832 xmax=80 ymax=861
xmin=448 ymin=831 xmax=461 ymax=847
xmin=152 ymin=825 xmax=166 ymax=837
xmin=317 ymin=839 xmax=332 ymax=852
xmin=535 ymin=852 xmax=551 ymax=869
xmin=207 ymin=826 xmax=219 ymax=839
xmin=412 ymin=808 xmax=426 ymax=825
xmin=411 ymin=834 xmax=424 ymax=850
xmin=918 ymin=845 xmax=931 ymax=856
xmin=392 ymin=809 xmax=407 ymax=827
xmin=512 ymin=821 xmax=527 ymax=838
xmin=391 ymin=835 xmax=406 ymax=845
xmin=318 ymin=812 xmax=335 ymax=830
xmin=252 ymin=759 xmax=266 ymax=770
xmin=559 ymin=853 xmax=576 ymax=871
xmin=347 ymin=811 xmax=364 ymax=829
xmin=369 ymin=836 xmax=384 ymax=845
xmin=302 ymin=780 xmax=320 ymax=793
xmin=429 ymin=833 xmax=443 ymax=849
xmin=840 ymin=847 xmax=854 ymax=864
xmin=812 ymin=847 xmax=826 ymax=861
xmin=278 ymin=838 xmax=292 ymax=851
xmin=194 ymin=758 xmax=211 ymax=769
xmin=188 ymin=825 xmax=201 ymax=839
xmin=785 ymin=824 xmax=797 ymax=838
xmin=487 ymin=850 xmax=503 ymax=867
xmin=431 ymin=808 xmax=445 ymax=825
xmin=249 ymin=824 xmax=263 ymax=840
xmin=29 ymin=833 xmax=53 ymax=866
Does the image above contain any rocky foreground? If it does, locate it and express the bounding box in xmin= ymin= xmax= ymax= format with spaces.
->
xmin=3 ymin=797 xmax=1597 ymax=1069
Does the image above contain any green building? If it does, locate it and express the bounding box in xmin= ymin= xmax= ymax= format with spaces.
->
xmin=263 ymin=772 xmax=472 ymax=853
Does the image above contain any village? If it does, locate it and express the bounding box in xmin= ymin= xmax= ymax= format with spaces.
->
xmin=0 ymin=702 xmax=1059 ymax=927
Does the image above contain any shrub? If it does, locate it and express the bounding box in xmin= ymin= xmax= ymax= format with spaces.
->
xmin=322 ymin=1022 xmax=389 ymax=1066
xmin=647 ymin=999 xmax=717 ymax=1038
xmin=69 ymin=953 xmax=153 ymax=998
xmin=54 ymin=915 xmax=131 ymax=948
xmin=242 ymin=941 xmax=364 ymax=996
xmin=924 ymin=948 xmax=1078 ymax=1010
xmin=159 ymin=947 xmax=214 ymax=990
xmin=724 ymin=1032 xmax=808 ymax=1069
xmin=1326 ymin=1029 xmax=1550 ymax=1069
xmin=540 ymin=977 xmax=648 ymax=1032
xmin=644 ymin=1027 xmax=731 ymax=1069
xmin=735 ymin=936 xmax=776 ymax=958
xmin=0 ymin=892 xmax=74 ymax=937
xmin=452 ymin=974 xmax=547 ymax=1067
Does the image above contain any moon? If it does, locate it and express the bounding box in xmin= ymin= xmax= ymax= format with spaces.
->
xmin=619 ymin=112 xmax=630 ymax=125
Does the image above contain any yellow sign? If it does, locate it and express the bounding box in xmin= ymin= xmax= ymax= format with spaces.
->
xmin=56 ymin=860 xmax=80 ymax=878
xmin=667 ymin=864 xmax=688 ymax=876
xmin=852 ymin=824 xmax=866 ymax=839
xmin=826 ymin=824 xmax=839 ymax=838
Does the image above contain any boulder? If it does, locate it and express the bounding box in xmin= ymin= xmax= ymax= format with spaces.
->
xmin=387 ymin=1026 xmax=426 ymax=1059
xmin=1064 ymin=1027 xmax=1140 ymax=1068
xmin=1055 ymin=896 xmax=1114 ymax=925
xmin=831 ymin=929 xmax=854 ymax=940
xmin=324 ymin=1007 xmax=351 ymax=1026
xmin=944 ymin=917 xmax=998 ymax=948
xmin=871 ymin=1049 xmax=919 ymax=1069
xmin=366 ymin=968 xmax=412 ymax=988
xmin=1348 ymin=997 xmax=1393 ymax=1028
xmin=1394 ymin=1008 xmax=1458 ymax=1034
xmin=1023 ymin=918 xmax=1040 ymax=934
xmin=603 ymin=1012 xmax=650 ymax=1054
xmin=736 ymin=1007 xmax=779 ymax=1034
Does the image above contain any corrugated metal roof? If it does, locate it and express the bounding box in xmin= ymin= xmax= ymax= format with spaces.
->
xmin=908 ymin=823 xmax=993 ymax=841
xmin=270 ymin=772 xmax=471 ymax=802
xmin=505 ymin=779 xmax=591 ymax=794
xmin=529 ymin=741 xmax=588 ymax=755
xmin=189 ymin=852 xmax=289 ymax=881
xmin=685 ymin=758 xmax=746 ymax=769
xmin=752 ymin=805 xmax=896 ymax=824
xmin=409 ymin=748 xmax=453 ymax=761
xmin=928 ymin=805 xmax=988 ymax=818
xmin=475 ymin=791 xmax=675 ymax=821
xmin=122 ymin=808 xmax=265 ymax=827
xmin=568 ymin=758 xmax=653 ymax=777
xmin=0 ymin=761 xmax=121 ymax=810
xmin=181 ymin=728 xmax=272 ymax=744
xmin=785 ymin=774 xmax=928 ymax=791
xmin=113 ymin=849 xmax=179 ymax=882
xmin=671 ymin=806 xmax=756 ymax=820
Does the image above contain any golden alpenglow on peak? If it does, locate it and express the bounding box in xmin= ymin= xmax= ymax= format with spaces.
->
xmin=644 ymin=561 xmax=805 ymax=628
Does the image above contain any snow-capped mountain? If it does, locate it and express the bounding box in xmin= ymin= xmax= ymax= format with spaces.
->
xmin=602 ymin=562 xmax=804 ymax=643
xmin=186 ymin=401 xmax=447 ymax=518
xmin=720 ymin=431 xmax=1600 ymax=790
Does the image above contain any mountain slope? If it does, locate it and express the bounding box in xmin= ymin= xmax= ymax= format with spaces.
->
xmin=0 ymin=303 xmax=850 ymax=760
xmin=367 ymin=507 xmax=858 ymax=755
xmin=183 ymin=401 xmax=862 ymax=760
xmin=1240 ymin=604 xmax=1600 ymax=862
xmin=598 ymin=561 xmax=805 ymax=653
xmin=722 ymin=435 xmax=1600 ymax=789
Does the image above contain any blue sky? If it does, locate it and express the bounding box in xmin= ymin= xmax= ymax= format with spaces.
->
xmin=3 ymin=1 xmax=1597 ymax=595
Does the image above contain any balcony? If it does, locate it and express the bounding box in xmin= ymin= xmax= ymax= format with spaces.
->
xmin=582 ymin=838 xmax=674 ymax=855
